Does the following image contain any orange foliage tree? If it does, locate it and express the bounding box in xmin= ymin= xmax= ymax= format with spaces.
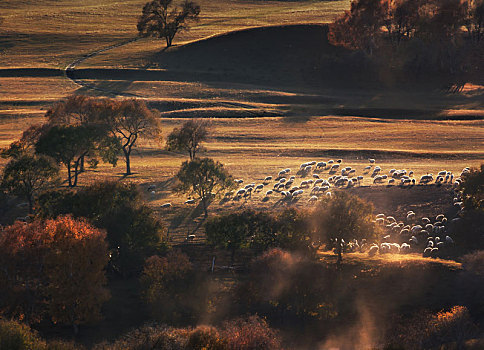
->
xmin=0 ymin=216 xmax=110 ymax=333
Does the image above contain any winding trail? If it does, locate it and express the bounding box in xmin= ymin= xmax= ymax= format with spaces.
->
xmin=64 ymin=37 xmax=141 ymax=97
xmin=61 ymin=33 xmax=273 ymax=117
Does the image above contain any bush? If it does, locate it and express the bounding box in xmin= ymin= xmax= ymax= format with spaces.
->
xmin=236 ymin=248 xmax=336 ymax=322
xmin=140 ymin=251 xmax=209 ymax=324
xmin=222 ymin=315 xmax=281 ymax=350
xmin=94 ymin=315 xmax=280 ymax=350
xmin=0 ymin=319 xmax=46 ymax=350
xmin=461 ymin=250 xmax=484 ymax=276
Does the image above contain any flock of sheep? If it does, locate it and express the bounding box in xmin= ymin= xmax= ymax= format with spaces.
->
xmin=224 ymin=159 xmax=469 ymax=206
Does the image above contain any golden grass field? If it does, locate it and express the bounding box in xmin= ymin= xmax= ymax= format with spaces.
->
xmin=0 ymin=0 xmax=483 ymax=244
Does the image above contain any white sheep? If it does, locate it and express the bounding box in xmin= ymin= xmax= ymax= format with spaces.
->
xmin=369 ymin=158 xmax=375 ymax=164
xmin=161 ymin=203 xmax=172 ymax=208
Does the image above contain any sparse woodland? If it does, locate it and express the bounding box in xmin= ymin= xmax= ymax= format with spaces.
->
xmin=0 ymin=0 xmax=483 ymax=349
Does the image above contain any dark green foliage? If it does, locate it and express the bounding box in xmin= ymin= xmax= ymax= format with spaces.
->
xmin=176 ymin=157 xmax=234 ymax=216
xmin=35 ymin=125 xmax=119 ymax=187
xmin=36 ymin=181 xmax=166 ymax=276
xmin=205 ymin=209 xmax=312 ymax=264
xmin=1 ymin=154 xmax=59 ymax=213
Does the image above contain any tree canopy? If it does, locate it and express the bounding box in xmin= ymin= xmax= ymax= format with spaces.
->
xmin=35 ymin=125 xmax=119 ymax=187
xmin=0 ymin=154 xmax=59 ymax=213
xmin=0 ymin=216 xmax=110 ymax=333
xmin=137 ymin=0 xmax=201 ymax=47
xmin=166 ymin=119 xmax=209 ymax=160
xmin=176 ymin=157 xmax=234 ymax=216
xmin=101 ymin=99 xmax=161 ymax=175
xmin=312 ymin=191 xmax=379 ymax=264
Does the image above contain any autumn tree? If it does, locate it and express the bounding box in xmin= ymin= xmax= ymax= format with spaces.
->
xmin=0 ymin=216 xmax=110 ymax=333
xmin=312 ymin=191 xmax=378 ymax=265
xmin=462 ymin=0 xmax=484 ymax=42
xmin=176 ymin=157 xmax=234 ymax=217
xmin=137 ymin=0 xmax=201 ymax=48
xmin=1 ymin=154 xmax=59 ymax=213
xmin=36 ymin=181 xmax=166 ymax=276
xmin=102 ymin=99 xmax=161 ymax=175
xmin=328 ymin=0 xmax=387 ymax=55
xmin=166 ymin=119 xmax=209 ymax=160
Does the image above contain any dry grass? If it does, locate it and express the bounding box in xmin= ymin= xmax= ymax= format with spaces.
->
xmin=0 ymin=0 xmax=350 ymax=69
xmin=317 ymin=250 xmax=463 ymax=269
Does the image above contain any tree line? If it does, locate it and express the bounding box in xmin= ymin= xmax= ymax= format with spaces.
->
xmin=329 ymin=0 xmax=484 ymax=85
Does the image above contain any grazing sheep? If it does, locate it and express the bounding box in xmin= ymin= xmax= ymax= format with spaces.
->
xmin=264 ymin=176 xmax=273 ymax=182
xmin=407 ymin=212 xmax=416 ymax=221
xmin=266 ymin=190 xmax=273 ymax=196
xmin=436 ymin=214 xmax=446 ymax=222
xmin=368 ymin=245 xmax=379 ymax=256
xmin=161 ymin=203 xmax=172 ymax=208
xmin=445 ymin=236 xmax=454 ymax=244
xmin=369 ymin=159 xmax=376 ymax=164
xmin=400 ymin=243 xmax=411 ymax=253
xmin=423 ymin=247 xmax=432 ymax=257
xmin=236 ymin=189 xmax=246 ymax=196
xmin=185 ymin=199 xmax=195 ymax=204
xmin=308 ymin=196 xmax=318 ymax=203
xmin=422 ymin=217 xmax=430 ymax=224
xmin=255 ymin=184 xmax=264 ymax=191
xmin=430 ymin=247 xmax=439 ymax=258
xmin=235 ymin=179 xmax=244 ymax=184
xmin=316 ymin=161 xmax=327 ymax=169
xmin=186 ymin=234 xmax=196 ymax=241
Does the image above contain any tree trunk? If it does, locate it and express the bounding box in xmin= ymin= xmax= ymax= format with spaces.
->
xmin=72 ymin=323 xmax=79 ymax=336
xmin=202 ymin=197 xmax=208 ymax=217
xmin=124 ymin=148 xmax=131 ymax=175
xmin=336 ymin=237 xmax=343 ymax=266
xmin=27 ymin=195 xmax=33 ymax=214
xmin=80 ymin=155 xmax=85 ymax=173
xmin=230 ymin=248 xmax=235 ymax=266
xmin=67 ymin=163 xmax=72 ymax=187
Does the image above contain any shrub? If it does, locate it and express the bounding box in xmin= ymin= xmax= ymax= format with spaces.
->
xmin=0 ymin=319 xmax=46 ymax=350
xmin=140 ymin=251 xmax=209 ymax=324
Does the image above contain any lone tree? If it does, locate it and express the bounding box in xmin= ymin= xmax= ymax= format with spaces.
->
xmin=166 ymin=119 xmax=210 ymax=160
xmin=176 ymin=157 xmax=234 ymax=217
xmin=102 ymin=99 xmax=161 ymax=176
xmin=1 ymin=154 xmax=59 ymax=213
xmin=137 ymin=0 xmax=201 ymax=48
xmin=312 ymin=191 xmax=378 ymax=265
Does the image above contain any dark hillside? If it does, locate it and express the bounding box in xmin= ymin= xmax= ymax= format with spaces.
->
xmin=157 ymin=24 xmax=378 ymax=88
